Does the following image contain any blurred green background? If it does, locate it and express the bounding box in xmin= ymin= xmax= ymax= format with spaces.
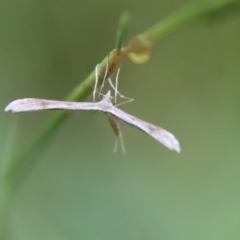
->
xmin=1 ymin=0 xmax=240 ymax=239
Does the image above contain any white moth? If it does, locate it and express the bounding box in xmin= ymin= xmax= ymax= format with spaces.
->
xmin=5 ymin=91 xmax=181 ymax=153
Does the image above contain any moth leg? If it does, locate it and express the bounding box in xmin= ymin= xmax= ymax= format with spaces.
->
xmin=93 ymin=64 xmax=100 ymax=102
xmin=97 ymin=55 xmax=109 ymax=99
xmin=108 ymin=72 xmax=134 ymax=105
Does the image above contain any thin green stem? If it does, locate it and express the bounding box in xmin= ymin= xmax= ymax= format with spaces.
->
xmin=126 ymin=0 xmax=239 ymax=55
xmin=142 ymin=0 xmax=239 ymax=44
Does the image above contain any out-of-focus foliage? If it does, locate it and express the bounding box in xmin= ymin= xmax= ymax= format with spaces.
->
xmin=0 ymin=0 xmax=240 ymax=239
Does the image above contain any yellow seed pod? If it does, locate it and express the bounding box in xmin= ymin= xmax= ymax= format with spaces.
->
xmin=128 ymin=48 xmax=153 ymax=64
xmin=126 ymin=35 xmax=153 ymax=64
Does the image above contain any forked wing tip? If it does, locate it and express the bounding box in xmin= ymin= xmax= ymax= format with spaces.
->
xmin=4 ymin=99 xmax=27 ymax=113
